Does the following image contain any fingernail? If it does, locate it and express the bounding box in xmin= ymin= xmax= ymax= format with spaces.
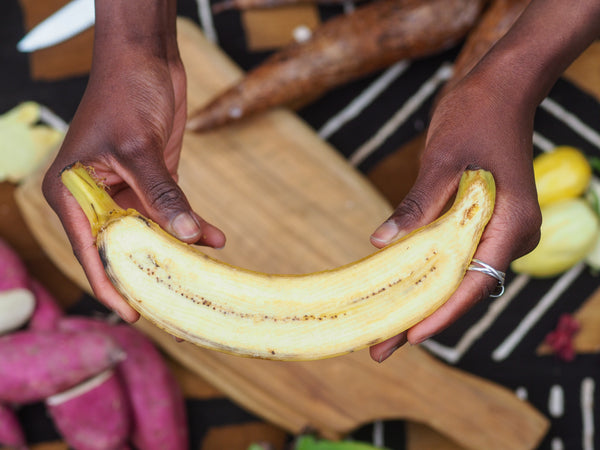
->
xmin=371 ymin=220 xmax=399 ymax=245
xmin=171 ymin=213 xmax=201 ymax=240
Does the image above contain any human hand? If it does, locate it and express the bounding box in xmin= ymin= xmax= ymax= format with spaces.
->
xmin=367 ymin=0 xmax=600 ymax=362
xmin=368 ymin=73 xmax=542 ymax=362
xmin=42 ymin=31 xmax=225 ymax=322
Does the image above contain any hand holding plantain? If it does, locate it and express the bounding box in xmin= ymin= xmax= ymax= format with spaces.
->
xmin=42 ymin=0 xmax=226 ymax=322
xmin=369 ymin=0 xmax=600 ymax=361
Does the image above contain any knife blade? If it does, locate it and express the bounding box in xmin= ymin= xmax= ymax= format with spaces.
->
xmin=17 ymin=0 xmax=95 ymax=53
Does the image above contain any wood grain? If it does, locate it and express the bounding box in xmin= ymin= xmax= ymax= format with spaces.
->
xmin=563 ymin=40 xmax=600 ymax=100
xmin=242 ymin=5 xmax=321 ymax=51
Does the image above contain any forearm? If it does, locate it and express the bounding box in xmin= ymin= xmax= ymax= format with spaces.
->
xmin=472 ymin=0 xmax=600 ymax=114
xmin=93 ymin=0 xmax=178 ymax=59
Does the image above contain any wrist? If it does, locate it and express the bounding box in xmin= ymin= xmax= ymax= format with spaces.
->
xmin=93 ymin=0 xmax=177 ymax=59
xmin=468 ymin=0 xmax=600 ymax=113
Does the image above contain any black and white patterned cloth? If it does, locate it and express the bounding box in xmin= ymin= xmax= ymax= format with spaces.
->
xmin=2 ymin=0 xmax=599 ymax=448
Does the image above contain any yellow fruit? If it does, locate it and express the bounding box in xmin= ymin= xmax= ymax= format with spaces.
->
xmin=0 ymin=103 xmax=64 ymax=183
xmin=585 ymin=232 xmax=600 ymax=272
xmin=511 ymin=198 xmax=599 ymax=278
xmin=533 ymin=146 xmax=591 ymax=207
xmin=61 ymin=163 xmax=495 ymax=360
xmin=0 ymin=101 xmax=41 ymax=126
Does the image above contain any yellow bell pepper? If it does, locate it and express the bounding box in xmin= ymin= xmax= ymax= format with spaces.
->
xmin=511 ymin=198 xmax=599 ymax=277
xmin=533 ymin=146 xmax=592 ymax=207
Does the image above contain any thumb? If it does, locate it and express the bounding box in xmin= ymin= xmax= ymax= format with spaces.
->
xmin=370 ymin=168 xmax=461 ymax=248
xmin=118 ymin=159 xmax=225 ymax=248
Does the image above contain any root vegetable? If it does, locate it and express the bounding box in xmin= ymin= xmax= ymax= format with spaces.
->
xmin=27 ymin=278 xmax=64 ymax=331
xmin=57 ymin=316 xmax=113 ymax=335
xmin=0 ymin=238 xmax=29 ymax=292
xmin=59 ymin=317 xmax=188 ymax=450
xmin=0 ymin=288 xmax=35 ymax=335
xmin=0 ymin=329 xmax=124 ymax=404
xmin=0 ymin=403 xmax=26 ymax=450
xmin=187 ymin=0 xmax=485 ymax=132
xmin=112 ymin=325 xmax=188 ymax=450
xmin=0 ymin=238 xmax=35 ymax=335
xmin=46 ymin=369 xmax=131 ymax=450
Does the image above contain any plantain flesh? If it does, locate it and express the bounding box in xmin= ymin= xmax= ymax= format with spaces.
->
xmin=61 ymin=163 xmax=495 ymax=360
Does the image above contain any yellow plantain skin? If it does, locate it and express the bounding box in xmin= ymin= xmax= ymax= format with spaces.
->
xmin=62 ymin=164 xmax=495 ymax=360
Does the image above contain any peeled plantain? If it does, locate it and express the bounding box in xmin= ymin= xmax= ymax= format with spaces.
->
xmin=61 ymin=164 xmax=495 ymax=360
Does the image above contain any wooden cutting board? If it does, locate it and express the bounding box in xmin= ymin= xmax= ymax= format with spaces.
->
xmin=15 ymin=17 xmax=548 ymax=450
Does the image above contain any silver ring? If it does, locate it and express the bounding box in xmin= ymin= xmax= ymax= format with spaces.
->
xmin=468 ymin=258 xmax=505 ymax=298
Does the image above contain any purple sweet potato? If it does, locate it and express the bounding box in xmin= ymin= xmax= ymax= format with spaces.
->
xmin=0 ymin=238 xmax=28 ymax=292
xmin=112 ymin=325 xmax=188 ymax=450
xmin=0 ymin=288 xmax=35 ymax=335
xmin=188 ymin=0 xmax=485 ymax=131
xmin=27 ymin=278 xmax=64 ymax=331
xmin=46 ymin=369 xmax=131 ymax=450
xmin=0 ymin=238 xmax=36 ymax=334
xmin=0 ymin=329 xmax=123 ymax=404
xmin=58 ymin=315 xmax=113 ymax=335
xmin=0 ymin=403 xmax=26 ymax=449
xmin=59 ymin=317 xmax=188 ymax=449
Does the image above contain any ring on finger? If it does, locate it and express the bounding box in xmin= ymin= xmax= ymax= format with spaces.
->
xmin=467 ymin=258 xmax=505 ymax=298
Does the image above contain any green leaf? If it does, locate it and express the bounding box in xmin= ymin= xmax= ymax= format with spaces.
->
xmin=295 ymin=435 xmax=388 ymax=450
xmin=247 ymin=444 xmax=267 ymax=450
xmin=589 ymin=156 xmax=600 ymax=175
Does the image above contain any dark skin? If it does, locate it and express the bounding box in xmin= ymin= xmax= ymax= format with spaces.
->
xmin=43 ymin=0 xmax=600 ymax=362
xmin=42 ymin=0 xmax=226 ymax=322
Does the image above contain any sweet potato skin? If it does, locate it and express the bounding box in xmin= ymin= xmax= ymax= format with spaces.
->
xmin=46 ymin=369 xmax=131 ymax=450
xmin=27 ymin=278 xmax=64 ymax=331
xmin=59 ymin=317 xmax=189 ymax=450
xmin=0 ymin=403 xmax=26 ymax=449
xmin=188 ymin=0 xmax=485 ymax=131
xmin=0 ymin=329 xmax=123 ymax=404
xmin=112 ymin=325 xmax=188 ymax=450
xmin=0 ymin=238 xmax=29 ymax=291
